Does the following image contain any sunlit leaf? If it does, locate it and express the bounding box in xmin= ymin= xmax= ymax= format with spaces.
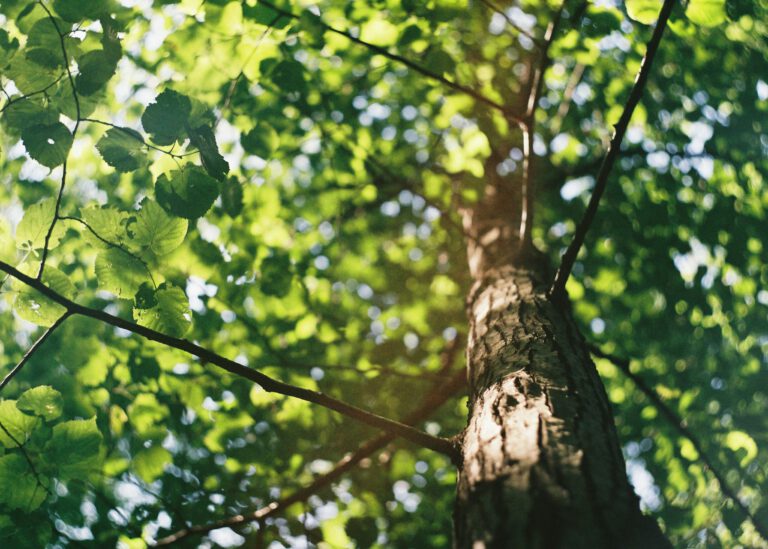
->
xmin=45 ymin=417 xmax=103 ymax=479
xmin=95 ymin=248 xmax=151 ymax=298
xmin=17 ymin=386 xmax=63 ymax=421
xmin=14 ymin=267 xmax=74 ymax=327
xmin=625 ymin=0 xmax=663 ymax=23
xmin=133 ymin=284 xmax=191 ymax=337
xmin=16 ymin=198 xmax=65 ymax=251
xmin=132 ymin=200 xmax=188 ymax=256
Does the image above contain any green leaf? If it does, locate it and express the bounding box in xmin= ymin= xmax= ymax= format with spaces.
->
xmin=24 ymin=18 xmax=65 ymax=69
xmin=725 ymin=431 xmax=758 ymax=466
xmin=15 ymin=198 xmax=65 ymax=251
xmin=14 ymin=267 xmax=74 ymax=327
xmin=1 ymin=99 xmax=58 ymax=137
xmin=187 ymin=124 xmax=229 ymax=181
xmin=299 ymin=11 xmax=325 ymax=47
xmin=53 ymin=0 xmax=106 ymax=22
xmin=260 ymin=252 xmax=292 ymax=297
xmin=241 ymin=123 xmax=279 ymax=158
xmin=625 ymin=0 xmax=663 ymax=23
xmin=133 ymin=200 xmax=188 ymax=256
xmin=4 ymin=57 xmax=58 ymax=95
xmin=220 ymin=177 xmax=244 ymax=217
xmin=0 ymin=401 xmax=38 ymax=447
xmin=360 ymin=19 xmax=399 ymax=47
xmin=95 ymin=248 xmax=151 ymax=298
xmin=0 ymin=455 xmax=47 ymax=511
xmin=16 ymin=386 xmax=63 ymax=421
xmin=96 ymin=127 xmax=148 ymax=172
xmin=21 ymin=122 xmax=73 ymax=168
xmin=141 ymin=89 xmax=192 ymax=146
xmin=133 ymin=446 xmax=172 ymax=483
xmin=45 ymin=417 xmax=103 ymax=480
xmin=75 ymin=50 xmax=118 ymax=95
xmin=79 ymin=206 xmax=130 ymax=245
xmin=270 ymin=60 xmax=306 ymax=93
xmin=0 ymin=28 xmax=20 ymax=68
xmin=132 ymin=284 xmax=191 ymax=337
xmin=155 ymin=167 xmax=219 ymax=219
xmin=686 ymin=0 xmax=727 ymax=26
xmin=0 ymin=220 xmax=15 ymax=263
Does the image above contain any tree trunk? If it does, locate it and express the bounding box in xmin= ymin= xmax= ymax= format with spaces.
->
xmin=454 ymin=183 xmax=671 ymax=548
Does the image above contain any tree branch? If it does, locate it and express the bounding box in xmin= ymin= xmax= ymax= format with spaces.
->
xmin=154 ymin=343 xmax=465 ymax=546
xmin=0 ymin=313 xmax=70 ymax=392
xmin=548 ymin=0 xmax=674 ymax=296
xmin=0 ymin=73 xmax=66 ymax=114
xmin=588 ymin=344 xmax=768 ymax=543
xmin=36 ymin=1 xmax=82 ymax=280
xmin=518 ymin=0 xmax=567 ymax=245
xmin=477 ymin=0 xmax=542 ymax=44
xmin=257 ymin=0 xmax=525 ymax=127
xmin=0 ymin=259 xmax=459 ymax=461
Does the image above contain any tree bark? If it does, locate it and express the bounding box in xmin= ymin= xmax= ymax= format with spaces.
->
xmin=454 ymin=184 xmax=671 ymax=548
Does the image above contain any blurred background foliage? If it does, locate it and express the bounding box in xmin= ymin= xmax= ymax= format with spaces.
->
xmin=0 ymin=0 xmax=767 ymax=547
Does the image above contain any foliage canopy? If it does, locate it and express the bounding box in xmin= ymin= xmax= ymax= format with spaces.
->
xmin=0 ymin=0 xmax=767 ymax=547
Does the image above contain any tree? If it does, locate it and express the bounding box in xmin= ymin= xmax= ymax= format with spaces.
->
xmin=0 ymin=0 xmax=766 ymax=546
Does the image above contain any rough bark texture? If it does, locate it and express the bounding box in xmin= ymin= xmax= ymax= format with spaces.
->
xmin=454 ymin=182 xmax=671 ymax=548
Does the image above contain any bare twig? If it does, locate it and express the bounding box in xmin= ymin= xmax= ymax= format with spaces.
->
xmin=549 ymin=0 xmax=674 ymax=296
xmin=0 ymin=313 xmax=70 ymax=392
xmin=0 ymin=259 xmax=459 ymax=460
xmin=154 ymin=342 xmax=464 ymax=546
xmin=589 ymin=344 xmax=768 ymax=543
xmin=257 ymin=0 xmax=525 ymax=127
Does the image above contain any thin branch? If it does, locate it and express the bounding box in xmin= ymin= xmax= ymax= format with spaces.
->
xmin=36 ymin=1 xmax=82 ymax=280
xmin=478 ymin=0 xmax=542 ymax=44
xmin=218 ymin=13 xmax=283 ymax=124
xmin=257 ymin=0 xmax=525 ymax=127
xmin=551 ymin=62 xmax=585 ymax=135
xmin=0 ymin=259 xmax=459 ymax=461
xmin=0 ymin=313 xmax=70 ymax=392
xmin=518 ymin=1 xmax=566 ymax=245
xmin=154 ymin=343 xmax=464 ymax=546
xmin=0 ymin=73 xmax=66 ymax=114
xmin=588 ymin=344 xmax=768 ymax=543
xmin=549 ymin=0 xmax=674 ymax=297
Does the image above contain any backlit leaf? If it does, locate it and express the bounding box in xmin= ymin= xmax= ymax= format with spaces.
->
xmin=133 ymin=200 xmax=188 ymax=256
